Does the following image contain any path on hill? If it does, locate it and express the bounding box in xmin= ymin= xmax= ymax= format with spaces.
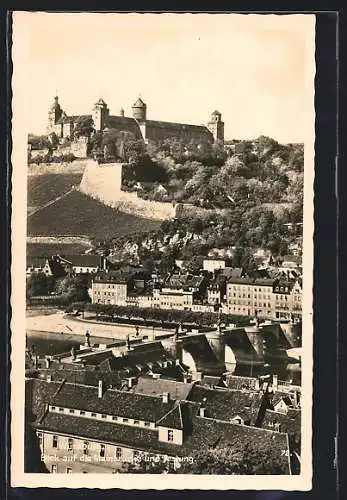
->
xmin=27 ymin=188 xmax=75 ymax=218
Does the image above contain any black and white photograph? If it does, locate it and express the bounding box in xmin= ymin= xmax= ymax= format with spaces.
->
xmin=11 ymin=12 xmax=315 ymax=489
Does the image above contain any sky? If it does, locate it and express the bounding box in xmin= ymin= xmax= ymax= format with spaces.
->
xmin=20 ymin=13 xmax=315 ymax=143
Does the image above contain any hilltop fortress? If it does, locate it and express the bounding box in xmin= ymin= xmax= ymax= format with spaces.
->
xmin=47 ymin=95 xmax=224 ymax=145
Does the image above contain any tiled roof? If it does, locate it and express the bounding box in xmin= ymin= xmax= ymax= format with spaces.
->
xmin=93 ymin=270 xmax=131 ymax=284
xmin=225 ymin=375 xmax=259 ymax=391
xmin=56 ymin=114 xmax=92 ymax=124
xmin=221 ymin=267 xmax=243 ymax=278
xmin=133 ymin=97 xmax=146 ymax=107
xmin=227 ymin=277 xmax=275 ymax=286
xmin=25 ymin=378 xmax=63 ymax=420
xmin=26 ymin=257 xmax=47 ymax=268
xmin=133 ymin=376 xmax=194 ymax=401
xmin=262 ymin=409 xmax=301 ymax=449
xmin=59 ymin=254 xmax=102 ymax=268
xmin=187 ymin=385 xmax=264 ymax=425
xmin=34 ymin=411 xmax=290 ymax=471
xmin=49 ymin=383 xmax=178 ymax=423
xmin=156 ymin=403 xmax=184 ymax=429
xmin=199 ymin=375 xmax=225 ymax=388
xmin=106 ymin=116 xmax=142 ymax=139
xmin=35 ymin=369 xmax=123 ymax=389
xmin=146 ymin=120 xmax=210 ymax=133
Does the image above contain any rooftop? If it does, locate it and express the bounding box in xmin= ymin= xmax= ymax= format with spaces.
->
xmin=187 ymin=385 xmax=264 ymax=425
xmin=133 ymin=376 xmax=194 ymax=401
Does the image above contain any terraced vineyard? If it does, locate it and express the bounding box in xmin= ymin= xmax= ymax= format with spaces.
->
xmin=27 ymin=173 xmax=83 ymax=207
xmin=27 ymin=190 xmax=162 ymax=240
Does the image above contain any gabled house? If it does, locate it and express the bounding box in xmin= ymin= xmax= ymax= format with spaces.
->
xmin=26 ymin=379 xmax=292 ymax=474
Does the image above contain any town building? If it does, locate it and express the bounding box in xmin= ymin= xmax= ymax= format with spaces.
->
xmin=47 ymin=96 xmax=224 ymax=145
xmin=26 ymin=256 xmax=66 ymax=278
xmin=202 ymin=258 xmax=227 ymax=273
xmin=56 ymin=255 xmax=109 ymax=275
xmin=226 ymin=277 xmax=302 ymax=320
xmin=91 ymin=271 xmax=132 ymax=306
xmin=26 ymin=378 xmax=292 ymax=474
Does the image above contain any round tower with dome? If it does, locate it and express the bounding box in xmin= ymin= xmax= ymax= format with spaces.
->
xmin=132 ymin=97 xmax=147 ymax=122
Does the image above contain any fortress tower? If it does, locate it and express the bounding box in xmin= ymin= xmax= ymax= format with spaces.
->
xmin=47 ymin=96 xmax=63 ymax=134
xmin=207 ymin=110 xmax=224 ymax=143
xmin=92 ymin=98 xmax=109 ymax=132
xmin=132 ymin=97 xmax=147 ymax=122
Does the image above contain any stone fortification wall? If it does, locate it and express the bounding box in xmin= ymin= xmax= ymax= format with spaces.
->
xmin=28 ymin=140 xmax=88 ymax=160
xmin=27 ymin=160 xmax=90 ymax=176
xmin=79 ymin=161 xmax=176 ymax=221
xmin=79 ymin=161 xmax=224 ymax=221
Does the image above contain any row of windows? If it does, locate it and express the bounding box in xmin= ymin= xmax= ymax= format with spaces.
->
xmin=49 ymin=406 xmax=154 ymax=428
xmin=93 ymin=284 xmax=126 ymax=290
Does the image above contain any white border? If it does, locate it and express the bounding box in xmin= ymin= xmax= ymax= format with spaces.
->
xmin=10 ymin=11 xmax=315 ymax=490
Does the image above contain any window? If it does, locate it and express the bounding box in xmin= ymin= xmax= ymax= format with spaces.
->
xmin=52 ymin=435 xmax=58 ymax=448
xmin=83 ymin=441 xmax=89 ymax=455
xmin=116 ymin=447 xmax=122 ymax=459
xmin=123 ymin=418 xmax=128 ymax=423
xmin=100 ymin=444 xmax=105 ymax=457
xmin=51 ymin=464 xmax=57 ymax=473
xmin=91 ymin=413 xmax=97 ymax=417
xmin=144 ymin=422 xmax=150 ymax=427
xmin=69 ymin=409 xmax=75 ymax=414
xmin=51 ymin=406 xmax=56 ymax=411
xmin=37 ymin=432 xmax=43 ymax=446
xmin=134 ymin=420 xmax=139 ymax=425
xmin=101 ymin=414 xmax=107 ymax=419
xmin=59 ymin=407 xmax=64 ymax=412
xmin=66 ymin=467 xmax=72 ymax=474
xmin=112 ymin=416 xmax=117 ymax=421
xmin=80 ymin=410 xmax=85 ymax=416
xmin=167 ymin=430 xmax=174 ymax=442
xmin=68 ymin=438 xmax=73 ymax=451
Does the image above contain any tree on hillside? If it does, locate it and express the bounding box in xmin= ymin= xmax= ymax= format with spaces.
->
xmin=54 ymin=275 xmax=90 ymax=303
xmin=26 ymin=273 xmax=55 ymax=298
xmin=73 ymin=117 xmax=95 ymax=139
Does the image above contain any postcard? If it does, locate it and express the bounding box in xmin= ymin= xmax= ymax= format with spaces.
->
xmin=11 ymin=11 xmax=315 ymax=490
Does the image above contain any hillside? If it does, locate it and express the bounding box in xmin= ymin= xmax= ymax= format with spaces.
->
xmin=27 ymin=190 xmax=161 ymax=240
xmin=27 ymin=173 xmax=83 ymax=207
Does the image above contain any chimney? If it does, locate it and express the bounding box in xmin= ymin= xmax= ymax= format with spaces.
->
xmin=34 ymin=355 xmax=39 ymax=369
xmin=45 ymin=357 xmax=51 ymax=369
xmin=199 ymin=407 xmax=206 ymax=418
xmin=175 ymin=359 xmax=181 ymax=366
xmin=183 ymin=375 xmax=189 ymax=384
xmin=102 ymin=257 xmax=107 ymax=271
xmin=272 ymin=374 xmax=278 ymax=392
xmin=46 ymin=375 xmax=52 ymax=383
xmin=127 ymin=377 xmax=135 ymax=388
xmin=162 ymin=392 xmax=170 ymax=404
xmin=98 ymin=380 xmax=104 ymax=398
